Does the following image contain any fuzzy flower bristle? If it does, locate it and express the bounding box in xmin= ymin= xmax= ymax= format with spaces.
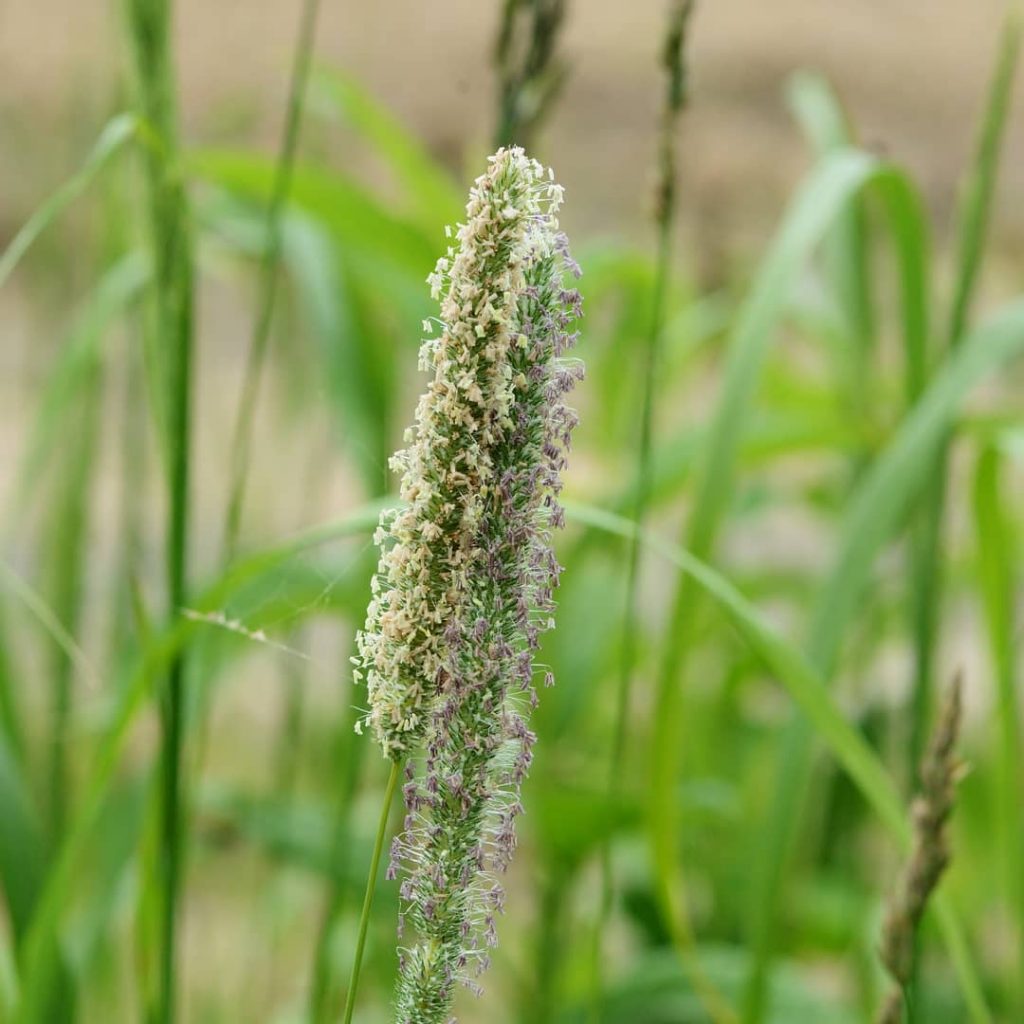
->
xmin=353 ymin=146 xmax=582 ymax=1023
xmin=355 ymin=146 xmax=579 ymax=758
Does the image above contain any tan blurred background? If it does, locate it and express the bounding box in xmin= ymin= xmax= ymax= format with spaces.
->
xmin=2 ymin=1 xmax=1022 ymax=264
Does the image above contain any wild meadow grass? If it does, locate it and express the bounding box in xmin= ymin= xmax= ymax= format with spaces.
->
xmin=1 ymin=2 xmax=1024 ymax=1023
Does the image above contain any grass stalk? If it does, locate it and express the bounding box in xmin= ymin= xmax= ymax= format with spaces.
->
xmin=126 ymin=0 xmax=195 ymax=1019
xmin=308 ymin=696 xmax=371 ymax=1023
xmin=973 ymin=443 xmax=1024 ymax=1011
xmin=904 ymin=15 xmax=1019 ymax=1019
xmin=494 ymin=0 xmax=568 ymax=149
xmin=0 ymin=606 xmax=23 ymax=763
xmin=590 ymin=2 xmax=694 ymax=1020
xmin=341 ymin=757 xmax=401 ymax=1024
xmin=908 ymin=0 xmax=1020 ymax=780
xmin=222 ymin=0 xmax=322 ymax=560
xmin=45 ymin=353 xmax=103 ymax=842
xmin=876 ymin=677 xmax=964 ymax=1023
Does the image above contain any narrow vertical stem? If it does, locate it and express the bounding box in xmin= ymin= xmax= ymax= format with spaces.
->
xmin=492 ymin=0 xmax=567 ymax=150
xmin=127 ymin=1 xmax=194 ymax=1020
xmin=46 ymin=356 xmax=103 ymax=842
xmin=531 ymin=864 xmax=567 ymax=1024
xmin=341 ymin=758 xmax=401 ymax=1024
xmin=222 ymin=0 xmax=322 ymax=560
xmin=903 ymin=15 xmax=1020 ymax=1020
xmin=309 ymin=695 xmax=371 ymax=1022
xmin=589 ymin=3 xmax=693 ymax=1021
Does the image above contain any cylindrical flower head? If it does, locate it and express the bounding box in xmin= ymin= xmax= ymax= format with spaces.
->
xmin=354 ymin=146 xmax=581 ymax=760
xmin=354 ymin=146 xmax=581 ymax=1021
xmin=390 ymin=153 xmax=580 ymax=1020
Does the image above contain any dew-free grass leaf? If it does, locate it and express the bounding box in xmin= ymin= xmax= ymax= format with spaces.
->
xmin=565 ymin=500 xmax=989 ymax=1023
xmin=14 ymin=503 xmax=385 ymax=1020
xmin=311 ymin=69 xmax=461 ymax=229
xmin=0 ymin=114 xmax=137 ymax=290
xmin=747 ymin=299 xmax=1024 ymax=1024
xmin=190 ymin=151 xmax=436 ymax=279
xmin=649 ymin=146 xmax=929 ymax=999
xmin=5 ymin=252 xmax=150 ymax=534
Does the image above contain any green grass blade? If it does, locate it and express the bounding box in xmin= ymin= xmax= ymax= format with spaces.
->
xmin=14 ymin=503 xmax=383 ymax=1020
xmin=4 ymin=253 xmax=150 ymax=529
xmin=190 ymin=151 xmax=437 ymax=277
xmin=648 ymin=147 xmax=927 ymax=990
xmin=0 ymin=737 xmax=76 ymax=1021
xmin=903 ymin=14 xmax=1022 ymax=922
xmin=972 ymin=442 xmax=1024 ymax=1007
xmin=0 ymin=114 xmax=137 ymax=290
xmin=566 ymin=499 xmax=989 ymax=1021
xmin=787 ymin=71 xmax=875 ymax=414
xmin=0 ymin=739 xmax=48 ymax=941
xmin=126 ymin=0 xmax=196 ymax=1015
xmin=947 ymin=8 xmax=1022 ymax=350
xmin=906 ymin=0 xmax=1022 ymax=815
xmin=311 ymin=69 xmax=461 ymax=227
xmin=744 ymin=299 xmax=1024 ymax=1023
xmin=222 ymin=0 xmax=323 ymax=558
xmin=281 ymin=215 xmax=395 ymax=495
xmin=0 ymin=604 xmax=25 ymax=765
xmin=43 ymin=332 xmax=106 ymax=843
xmin=809 ymin=307 xmax=1024 ymax=674
xmin=0 ymin=563 xmax=99 ymax=695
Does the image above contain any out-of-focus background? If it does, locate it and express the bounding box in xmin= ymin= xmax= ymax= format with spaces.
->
xmin=2 ymin=1 xmax=1024 ymax=1022
xmin=4 ymin=2 xmax=1024 ymax=248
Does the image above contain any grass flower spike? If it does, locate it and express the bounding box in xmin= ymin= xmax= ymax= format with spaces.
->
xmin=876 ymin=675 xmax=965 ymax=1024
xmin=353 ymin=146 xmax=582 ymax=1022
xmin=355 ymin=146 xmax=580 ymax=759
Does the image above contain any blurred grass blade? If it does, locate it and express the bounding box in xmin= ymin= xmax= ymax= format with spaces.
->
xmin=0 ymin=737 xmax=76 ymax=1021
xmin=190 ymin=151 xmax=437 ymax=277
xmin=0 ymin=937 xmax=16 ymax=1019
xmin=570 ymin=500 xmax=905 ymax=835
xmin=0 ymin=114 xmax=136 ymax=289
xmin=745 ymin=298 xmax=1024 ymax=1024
xmin=281 ymin=215 xmax=394 ymax=495
xmin=947 ymin=8 xmax=1021 ymax=349
xmin=311 ymin=69 xmax=461 ymax=226
xmin=0 ymin=605 xmax=24 ymax=764
xmin=127 ymin=0 xmax=197 ymax=1012
xmin=0 ymin=739 xmax=47 ymax=940
xmin=15 ymin=503 xmax=383 ymax=1019
xmin=906 ymin=7 xmax=1022 ymax=856
xmin=972 ymin=441 xmax=1024 ymax=1003
xmin=43 ymin=320 xmax=107 ymax=842
xmin=5 ymin=252 xmax=150 ymax=534
xmin=222 ymin=0 xmax=322 ymax=558
xmin=0 ymin=563 xmax=99 ymax=695
xmin=787 ymin=71 xmax=875 ymax=424
xmin=802 ymin=301 xmax=1024 ymax=677
xmin=650 ymin=147 xmax=928 ymax=987
xmin=566 ymin=499 xmax=989 ymax=1021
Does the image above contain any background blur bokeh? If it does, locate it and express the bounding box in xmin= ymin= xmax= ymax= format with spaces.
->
xmin=2 ymin=2 xmax=1024 ymax=1023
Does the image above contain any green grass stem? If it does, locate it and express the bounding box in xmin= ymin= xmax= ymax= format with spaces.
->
xmin=222 ymin=0 xmax=323 ymax=559
xmin=591 ymin=2 xmax=701 ymax=1021
xmin=341 ymin=758 xmax=401 ymax=1024
xmin=126 ymin=0 xmax=195 ymax=1018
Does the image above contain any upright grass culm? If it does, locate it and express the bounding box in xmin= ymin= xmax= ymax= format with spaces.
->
xmin=45 ymin=342 xmax=103 ymax=843
xmin=904 ymin=16 xmax=1019 ymax=1018
xmin=126 ymin=0 xmax=195 ymax=1020
xmin=590 ymin=1 xmax=695 ymax=1020
xmin=222 ymin=0 xmax=323 ymax=559
xmin=494 ymin=0 xmax=568 ymax=149
xmin=876 ymin=675 xmax=965 ymax=1024
xmin=346 ymin=147 xmax=582 ymax=1023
